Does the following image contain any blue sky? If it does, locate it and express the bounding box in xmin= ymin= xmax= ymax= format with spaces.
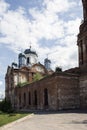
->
xmin=0 ymin=0 xmax=83 ymax=98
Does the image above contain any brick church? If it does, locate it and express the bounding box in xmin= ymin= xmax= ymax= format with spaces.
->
xmin=5 ymin=0 xmax=87 ymax=110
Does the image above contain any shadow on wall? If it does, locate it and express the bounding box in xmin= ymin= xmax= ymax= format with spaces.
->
xmin=23 ymin=109 xmax=87 ymax=115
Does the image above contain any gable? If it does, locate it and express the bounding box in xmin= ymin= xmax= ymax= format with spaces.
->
xmin=31 ymin=63 xmax=47 ymax=73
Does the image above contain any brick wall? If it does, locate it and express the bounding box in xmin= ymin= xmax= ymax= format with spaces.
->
xmin=79 ymin=72 xmax=87 ymax=109
xmin=15 ymin=72 xmax=80 ymax=110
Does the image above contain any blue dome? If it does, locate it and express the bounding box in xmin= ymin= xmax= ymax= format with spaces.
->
xmin=18 ymin=53 xmax=26 ymax=58
xmin=24 ymin=49 xmax=38 ymax=56
xmin=45 ymin=58 xmax=51 ymax=63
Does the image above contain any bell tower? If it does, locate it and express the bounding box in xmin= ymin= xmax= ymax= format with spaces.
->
xmin=82 ymin=0 xmax=87 ymax=21
xmin=77 ymin=0 xmax=87 ymax=67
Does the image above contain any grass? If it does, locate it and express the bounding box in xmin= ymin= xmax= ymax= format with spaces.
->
xmin=0 ymin=111 xmax=29 ymax=127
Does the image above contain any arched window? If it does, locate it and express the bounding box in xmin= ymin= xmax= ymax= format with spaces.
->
xmin=27 ymin=57 xmax=30 ymax=64
xmin=44 ymin=88 xmax=48 ymax=106
xmin=34 ymin=90 xmax=37 ymax=106
xmin=28 ymin=92 xmax=31 ymax=105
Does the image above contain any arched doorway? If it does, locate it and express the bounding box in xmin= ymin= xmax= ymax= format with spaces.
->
xmin=34 ymin=90 xmax=37 ymax=107
xmin=44 ymin=88 xmax=48 ymax=108
xmin=28 ymin=91 xmax=31 ymax=105
xmin=19 ymin=94 xmax=21 ymax=108
xmin=24 ymin=93 xmax=26 ymax=107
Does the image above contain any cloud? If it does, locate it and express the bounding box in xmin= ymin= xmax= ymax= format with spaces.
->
xmin=43 ymin=0 xmax=81 ymax=20
xmin=64 ymin=18 xmax=81 ymax=36
xmin=0 ymin=91 xmax=5 ymax=99
xmin=0 ymin=81 xmax=3 ymax=86
xmin=0 ymin=0 xmax=9 ymax=18
xmin=43 ymin=0 xmax=76 ymax=14
xmin=0 ymin=80 xmax=5 ymax=98
xmin=0 ymin=0 xmax=81 ymax=70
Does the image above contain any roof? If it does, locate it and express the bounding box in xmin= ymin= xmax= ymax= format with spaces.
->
xmin=24 ymin=49 xmax=38 ymax=56
xmin=44 ymin=58 xmax=51 ymax=63
xmin=18 ymin=53 xmax=26 ymax=58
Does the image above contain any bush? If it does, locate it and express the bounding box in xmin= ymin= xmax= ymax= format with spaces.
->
xmin=0 ymin=99 xmax=13 ymax=113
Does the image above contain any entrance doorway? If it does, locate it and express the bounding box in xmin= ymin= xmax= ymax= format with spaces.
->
xmin=34 ymin=90 xmax=37 ymax=106
xmin=28 ymin=91 xmax=31 ymax=105
xmin=24 ymin=93 xmax=26 ymax=107
xmin=44 ymin=88 xmax=48 ymax=108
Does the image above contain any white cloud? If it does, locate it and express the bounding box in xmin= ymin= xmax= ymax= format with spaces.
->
xmin=43 ymin=0 xmax=76 ymax=13
xmin=0 ymin=91 xmax=5 ymax=99
xmin=64 ymin=18 xmax=81 ymax=36
xmin=0 ymin=0 xmax=81 ymax=70
xmin=0 ymin=80 xmax=5 ymax=98
xmin=0 ymin=81 xmax=3 ymax=87
xmin=0 ymin=0 xmax=9 ymax=18
xmin=0 ymin=81 xmax=3 ymax=86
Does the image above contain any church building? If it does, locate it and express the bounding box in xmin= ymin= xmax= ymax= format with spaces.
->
xmin=5 ymin=0 xmax=87 ymax=110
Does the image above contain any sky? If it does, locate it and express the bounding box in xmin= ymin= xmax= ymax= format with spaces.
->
xmin=0 ymin=0 xmax=83 ymax=98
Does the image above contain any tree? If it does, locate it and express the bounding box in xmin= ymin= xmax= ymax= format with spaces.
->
xmin=55 ymin=66 xmax=62 ymax=72
xmin=0 ymin=99 xmax=13 ymax=113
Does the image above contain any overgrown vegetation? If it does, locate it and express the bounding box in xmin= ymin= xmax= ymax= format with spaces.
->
xmin=33 ymin=72 xmax=43 ymax=81
xmin=17 ymin=73 xmax=44 ymax=87
xmin=0 ymin=99 xmax=13 ymax=113
xmin=17 ymin=81 xmax=29 ymax=87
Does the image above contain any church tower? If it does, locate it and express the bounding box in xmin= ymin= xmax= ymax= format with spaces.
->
xmin=78 ymin=0 xmax=87 ymax=109
xmin=82 ymin=0 xmax=87 ymax=21
xmin=24 ymin=46 xmax=38 ymax=66
xmin=44 ymin=58 xmax=51 ymax=70
xmin=18 ymin=53 xmax=26 ymax=68
xmin=77 ymin=0 xmax=87 ymax=67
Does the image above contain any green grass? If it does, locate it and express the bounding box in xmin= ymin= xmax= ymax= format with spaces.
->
xmin=0 ymin=111 xmax=29 ymax=127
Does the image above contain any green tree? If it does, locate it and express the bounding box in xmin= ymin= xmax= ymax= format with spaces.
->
xmin=0 ymin=99 xmax=13 ymax=113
